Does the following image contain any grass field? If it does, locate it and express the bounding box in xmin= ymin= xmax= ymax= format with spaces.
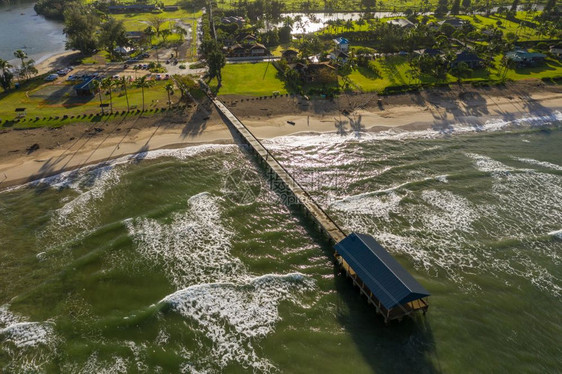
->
xmin=347 ymin=54 xmax=562 ymax=92
xmin=210 ymin=62 xmax=288 ymax=96
xmin=0 ymin=78 xmax=174 ymax=128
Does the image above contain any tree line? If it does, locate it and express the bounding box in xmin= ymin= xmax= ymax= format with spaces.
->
xmin=0 ymin=50 xmax=38 ymax=92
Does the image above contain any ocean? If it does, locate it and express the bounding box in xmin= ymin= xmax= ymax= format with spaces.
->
xmin=1 ymin=115 xmax=561 ymax=372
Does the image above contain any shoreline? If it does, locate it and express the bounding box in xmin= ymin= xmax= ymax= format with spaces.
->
xmin=1 ymin=82 xmax=561 ymax=191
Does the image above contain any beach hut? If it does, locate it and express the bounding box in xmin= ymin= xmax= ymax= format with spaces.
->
xmin=334 ymin=233 xmax=430 ymax=323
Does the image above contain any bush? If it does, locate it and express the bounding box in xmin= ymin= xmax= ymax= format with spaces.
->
xmin=179 ymin=64 xmax=187 ymax=69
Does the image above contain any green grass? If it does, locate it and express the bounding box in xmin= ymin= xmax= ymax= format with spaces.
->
xmin=0 ymin=78 xmax=174 ymax=127
xmin=347 ymin=54 xmax=562 ymax=93
xmin=210 ymin=62 xmax=288 ymax=96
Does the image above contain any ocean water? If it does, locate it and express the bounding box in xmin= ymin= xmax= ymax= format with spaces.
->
xmin=1 ymin=116 xmax=561 ymax=373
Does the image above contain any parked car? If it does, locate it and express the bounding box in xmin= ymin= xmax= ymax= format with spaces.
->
xmin=155 ymin=74 xmax=162 ymax=80
xmin=112 ymin=74 xmax=120 ymax=79
xmin=44 ymin=74 xmax=58 ymax=81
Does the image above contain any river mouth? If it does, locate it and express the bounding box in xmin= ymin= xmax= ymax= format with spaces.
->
xmin=0 ymin=0 xmax=66 ymax=66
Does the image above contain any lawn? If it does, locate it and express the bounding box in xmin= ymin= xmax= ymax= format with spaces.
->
xmin=0 ymin=78 xmax=174 ymax=128
xmin=210 ymin=62 xmax=288 ymax=96
xmin=347 ymin=54 xmax=562 ymax=93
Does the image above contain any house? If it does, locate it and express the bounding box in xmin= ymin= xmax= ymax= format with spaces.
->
xmin=281 ymin=49 xmax=299 ymax=62
xmin=250 ymin=43 xmax=268 ymax=56
xmin=292 ymin=62 xmax=337 ymax=83
xmin=227 ymin=42 xmax=269 ymax=58
xmin=222 ymin=16 xmax=245 ymax=27
xmin=452 ymin=50 xmax=483 ymax=69
xmin=114 ymin=46 xmax=135 ymax=55
xmin=440 ymin=18 xmax=467 ymax=28
xmin=387 ymin=18 xmax=415 ymax=29
xmin=550 ymin=44 xmax=562 ymax=58
xmin=333 ymin=37 xmax=349 ymax=53
xmin=329 ymin=50 xmax=349 ymax=62
xmin=125 ymin=31 xmax=145 ymax=41
xmin=505 ymin=49 xmax=546 ymax=67
xmin=228 ymin=43 xmax=246 ymax=57
xmin=74 ymin=77 xmax=95 ymax=96
xmin=422 ymin=48 xmax=442 ymax=56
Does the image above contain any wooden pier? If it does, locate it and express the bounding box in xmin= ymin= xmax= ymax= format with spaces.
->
xmin=212 ymin=98 xmax=347 ymax=245
xmin=212 ymin=97 xmax=429 ymax=323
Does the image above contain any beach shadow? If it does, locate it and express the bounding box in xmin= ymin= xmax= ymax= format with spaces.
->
xmin=349 ymin=114 xmax=365 ymax=137
xmin=334 ymin=117 xmax=348 ymax=135
xmin=182 ymin=103 xmax=211 ymax=138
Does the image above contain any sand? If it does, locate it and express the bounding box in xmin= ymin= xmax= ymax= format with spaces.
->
xmin=1 ymin=80 xmax=561 ymax=190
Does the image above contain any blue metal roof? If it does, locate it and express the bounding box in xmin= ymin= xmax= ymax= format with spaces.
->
xmin=334 ymin=233 xmax=430 ymax=310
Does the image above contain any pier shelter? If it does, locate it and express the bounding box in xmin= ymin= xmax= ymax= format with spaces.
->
xmin=335 ymin=233 xmax=430 ymax=323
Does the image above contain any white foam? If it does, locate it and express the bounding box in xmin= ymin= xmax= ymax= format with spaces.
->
xmin=465 ymin=153 xmax=515 ymax=175
xmin=331 ymin=191 xmax=404 ymax=219
xmin=420 ymin=190 xmax=477 ymax=234
xmin=162 ymin=273 xmax=315 ymax=372
xmin=548 ymin=229 xmax=562 ymax=239
xmin=263 ymin=111 xmax=562 ymax=150
xmin=2 ymin=143 xmax=235 ymax=194
xmin=126 ymin=192 xmax=244 ymax=288
xmin=0 ymin=304 xmax=57 ymax=372
xmin=515 ymin=157 xmax=562 ymax=171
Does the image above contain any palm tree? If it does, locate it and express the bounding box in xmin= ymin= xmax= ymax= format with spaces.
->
xmin=13 ymin=49 xmax=27 ymax=81
xmin=89 ymin=79 xmax=104 ymax=114
xmin=101 ymin=77 xmax=116 ymax=113
xmin=13 ymin=49 xmax=27 ymax=68
xmin=135 ymin=76 xmax=153 ymax=111
xmin=0 ymin=58 xmax=14 ymax=92
xmin=164 ymin=82 xmax=174 ymax=109
xmin=119 ymin=76 xmax=130 ymax=111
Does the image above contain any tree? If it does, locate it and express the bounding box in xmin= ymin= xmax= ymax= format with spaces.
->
xmin=119 ymin=77 xmax=130 ymax=111
xmin=510 ymin=0 xmax=519 ymax=12
xmin=0 ymin=59 xmax=13 ymax=92
xmin=208 ymin=50 xmax=226 ymax=88
xmin=63 ymin=4 xmax=99 ymax=55
xmin=435 ymin=0 xmax=449 ymax=18
xmin=99 ymin=17 xmax=127 ymax=59
xmin=451 ymin=0 xmax=461 ymax=15
xmin=13 ymin=50 xmax=27 ymax=70
xmin=161 ymin=29 xmax=172 ymax=44
xmin=135 ymin=76 xmax=154 ymax=111
xmin=148 ymin=16 xmax=166 ymax=41
xmin=19 ymin=59 xmax=38 ymax=81
xmin=101 ymin=77 xmax=116 ymax=113
xmin=89 ymin=79 xmax=104 ymax=114
xmin=165 ymin=82 xmax=174 ymax=108
xmin=462 ymin=0 xmax=471 ymax=10
xmin=144 ymin=26 xmax=156 ymax=47
xmin=544 ymin=0 xmax=556 ymax=12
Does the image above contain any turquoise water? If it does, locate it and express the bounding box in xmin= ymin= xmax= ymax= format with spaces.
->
xmin=1 ymin=118 xmax=561 ymax=372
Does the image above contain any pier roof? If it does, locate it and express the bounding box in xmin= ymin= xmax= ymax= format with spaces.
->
xmin=335 ymin=233 xmax=430 ymax=310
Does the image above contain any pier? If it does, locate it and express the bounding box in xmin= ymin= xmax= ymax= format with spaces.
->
xmin=212 ymin=97 xmax=429 ymax=323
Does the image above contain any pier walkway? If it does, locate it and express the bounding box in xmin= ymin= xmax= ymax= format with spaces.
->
xmin=212 ymin=98 xmax=347 ymax=245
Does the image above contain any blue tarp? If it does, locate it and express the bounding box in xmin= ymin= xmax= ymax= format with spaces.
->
xmin=334 ymin=233 xmax=430 ymax=310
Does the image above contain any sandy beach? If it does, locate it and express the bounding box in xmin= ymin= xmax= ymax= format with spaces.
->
xmin=1 ymin=80 xmax=561 ymax=190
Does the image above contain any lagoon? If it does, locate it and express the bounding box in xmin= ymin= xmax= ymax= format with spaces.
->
xmin=0 ymin=0 xmax=66 ymax=66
